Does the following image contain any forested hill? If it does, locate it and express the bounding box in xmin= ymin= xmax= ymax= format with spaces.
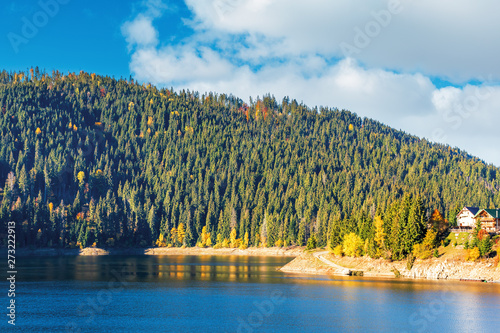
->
xmin=1 ymin=69 xmax=499 ymax=252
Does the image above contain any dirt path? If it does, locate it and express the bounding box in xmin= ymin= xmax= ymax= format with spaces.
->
xmin=313 ymin=251 xmax=352 ymax=275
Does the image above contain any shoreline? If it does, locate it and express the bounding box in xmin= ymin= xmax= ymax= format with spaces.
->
xmin=12 ymin=246 xmax=500 ymax=282
xmin=280 ymin=251 xmax=500 ymax=282
xmin=12 ymin=246 xmax=305 ymax=257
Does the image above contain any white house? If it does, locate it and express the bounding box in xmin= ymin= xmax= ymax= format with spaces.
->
xmin=456 ymin=207 xmax=480 ymax=228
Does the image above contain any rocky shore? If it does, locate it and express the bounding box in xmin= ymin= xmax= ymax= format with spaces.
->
xmin=280 ymin=251 xmax=500 ymax=281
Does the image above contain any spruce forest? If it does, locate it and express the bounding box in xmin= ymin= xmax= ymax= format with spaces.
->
xmin=1 ymin=69 xmax=500 ymax=259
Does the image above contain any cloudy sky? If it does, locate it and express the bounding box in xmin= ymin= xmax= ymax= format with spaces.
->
xmin=2 ymin=0 xmax=500 ymax=165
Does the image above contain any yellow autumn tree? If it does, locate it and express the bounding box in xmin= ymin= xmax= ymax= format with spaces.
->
xmin=466 ymin=247 xmax=480 ymax=261
xmin=230 ymin=228 xmax=240 ymax=248
xmin=239 ymin=231 xmax=249 ymax=250
xmin=213 ymin=233 xmax=223 ymax=249
xmin=342 ymin=233 xmax=364 ymax=257
xmin=170 ymin=227 xmax=177 ymax=245
xmin=77 ymin=171 xmax=85 ymax=187
xmin=427 ymin=209 xmax=449 ymax=236
xmin=197 ymin=226 xmax=211 ymax=248
xmin=374 ymin=215 xmax=385 ymax=256
xmin=413 ymin=228 xmax=437 ymax=259
xmin=48 ymin=202 xmax=54 ymax=214
xmin=177 ymin=223 xmax=186 ymax=245
xmin=155 ymin=234 xmax=167 ymax=247
xmin=147 ymin=116 xmax=154 ymax=126
xmin=35 ymin=127 xmax=42 ymax=135
xmin=332 ymin=245 xmax=343 ymax=257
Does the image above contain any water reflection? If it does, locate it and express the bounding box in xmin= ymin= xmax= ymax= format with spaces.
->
xmin=18 ymin=255 xmax=293 ymax=284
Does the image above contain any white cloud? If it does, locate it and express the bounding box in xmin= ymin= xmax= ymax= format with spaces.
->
xmin=122 ymin=0 xmax=500 ymax=166
xmin=122 ymin=15 xmax=158 ymax=49
xmin=121 ymin=0 xmax=169 ymax=50
xmin=183 ymin=0 xmax=500 ymax=83
xmin=429 ymin=85 xmax=500 ymax=163
xmin=129 ymin=45 xmax=242 ymax=83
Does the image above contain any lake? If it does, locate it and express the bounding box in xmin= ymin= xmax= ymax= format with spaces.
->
xmin=10 ymin=255 xmax=500 ymax=332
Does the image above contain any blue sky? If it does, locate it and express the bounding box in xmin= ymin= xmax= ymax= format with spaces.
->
xmin=2 ymin=0 xmax=500 ymax=166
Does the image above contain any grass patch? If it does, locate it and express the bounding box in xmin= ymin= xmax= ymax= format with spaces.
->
xmin=446 ymin=232 xmax=471 ymax=246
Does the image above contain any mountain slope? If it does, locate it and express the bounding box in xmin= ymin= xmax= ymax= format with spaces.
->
xmin=1 ymin=69 xmax=499 ymax=250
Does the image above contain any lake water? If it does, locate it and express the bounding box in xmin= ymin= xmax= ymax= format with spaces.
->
xmin=9 ymin=255 xmax=500 ymax=332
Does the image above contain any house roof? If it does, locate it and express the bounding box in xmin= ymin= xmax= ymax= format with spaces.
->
xmin=457 ymin=206 xmax=480 ymax=217
xmin=474 ymin=209 xmax=500 ymax=218
xmin=484 ymin=209 xmax=500 ymax=218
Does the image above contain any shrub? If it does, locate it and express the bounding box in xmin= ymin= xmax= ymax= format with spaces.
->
xmin=471 ymin=238 xmax=479 ymax=248
xmin=413 ymin=243 xmax=432 ymax=259
xmin=466 ymin=247 xmax=480 ymax=261
xmin=106 ymin=238 xmax=115 ymax=248
xmin=392 ymin=268 xmax=401 ymax=278
xmin=477 ymin=229 xmax=488 ymax=241
xmin=433 ymin=249 xmax=439 ymax=258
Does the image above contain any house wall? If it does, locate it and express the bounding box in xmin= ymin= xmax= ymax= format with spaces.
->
xmin=478 ymin=218 xmax=499 ymax=232
xmin=457 ymin=210 xmax=476 ymax=228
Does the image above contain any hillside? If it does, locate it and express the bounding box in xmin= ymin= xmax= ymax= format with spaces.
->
xmin=1 ymin=69 xmax=500 ymax=252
